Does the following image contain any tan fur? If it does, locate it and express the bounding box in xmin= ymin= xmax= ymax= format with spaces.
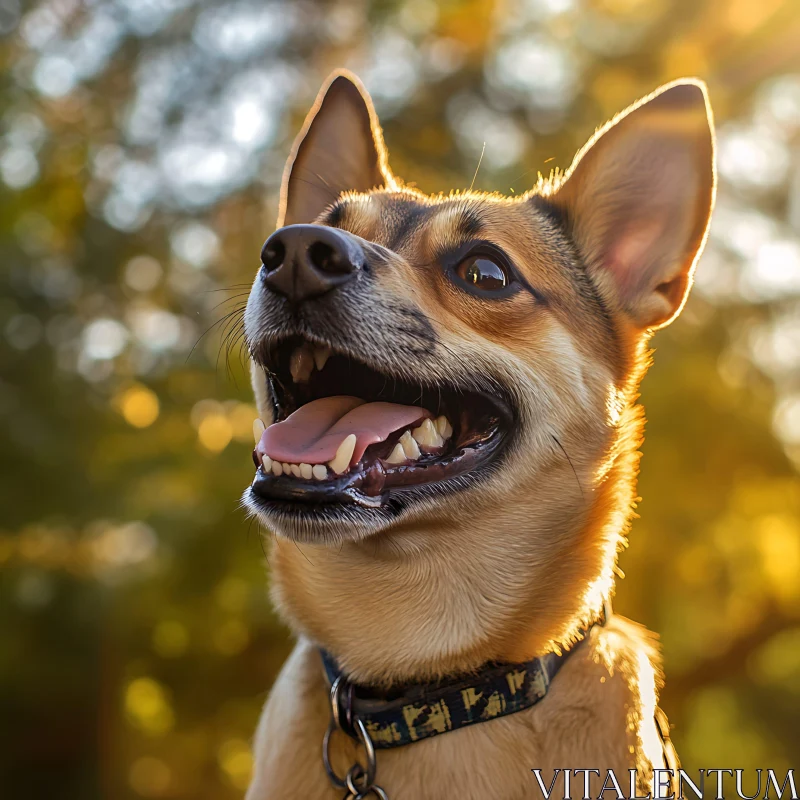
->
xmin=243 ymin=70 xmax=715 ymax=799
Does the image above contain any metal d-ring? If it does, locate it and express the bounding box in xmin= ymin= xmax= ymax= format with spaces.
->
xmin=330 ymin=676 xmax=345 ymax=729
xmin=322 ymin=718 xmax=348 ymax=789
xmin=323 ymin=717 xmax=378 ymax=790
xmin=323 ymin=677 xmax=379 ymax=793
xmin=351 ymin=718 xmax=377 ymax=787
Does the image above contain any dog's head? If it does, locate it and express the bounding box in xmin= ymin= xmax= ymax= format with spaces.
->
xmin=241 ymin=72 xmax=714 ymax=666
xmin=244 ymin=71 xmax=714 ymax=538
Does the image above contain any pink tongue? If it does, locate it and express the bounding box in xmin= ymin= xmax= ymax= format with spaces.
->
xmin=258 ymin=396 xmax=430 ymax=467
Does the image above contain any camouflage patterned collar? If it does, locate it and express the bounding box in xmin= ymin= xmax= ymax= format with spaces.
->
xmin=319 ymin=632 xmax=593 ymax=750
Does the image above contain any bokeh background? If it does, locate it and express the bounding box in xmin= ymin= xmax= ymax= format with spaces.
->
xmin=1 ymin=0 xmax=799 ymax=797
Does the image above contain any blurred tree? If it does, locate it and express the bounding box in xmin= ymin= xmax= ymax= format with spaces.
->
xmin=0 ymin=0 xmax=798 ymax=797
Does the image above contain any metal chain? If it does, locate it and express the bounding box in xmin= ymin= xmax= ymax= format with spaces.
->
xmin=322 ymin=677 xmax=389 ymax=800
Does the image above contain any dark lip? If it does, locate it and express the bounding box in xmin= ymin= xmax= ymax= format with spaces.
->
xmin=247 ymin=335 xmax=516 ymax=515
xmin=244 ymin=491 xmax=395 ymax=535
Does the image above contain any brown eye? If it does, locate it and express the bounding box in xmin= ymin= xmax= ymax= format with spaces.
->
xmin=455 ymin=256 xmax=509 ymax=292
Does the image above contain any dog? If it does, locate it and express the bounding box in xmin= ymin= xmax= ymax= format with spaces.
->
xmin=241 ymin=70 xmax=715 ymax=799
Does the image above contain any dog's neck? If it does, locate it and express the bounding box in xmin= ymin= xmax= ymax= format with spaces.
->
xmin=269 ymin=511 xmax=616 ymax=687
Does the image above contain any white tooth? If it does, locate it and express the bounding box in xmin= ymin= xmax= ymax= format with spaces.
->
xmin=411 ymin=425 xmax=428 ymax=446
xmin=300 ymin=463 xmax=313 ymax=480
xmin=289 ymin=344 xmax=314 ymax=384
xmin=313 ymin=346 xmax=331 ymax=371
xmin=412 ymin=418 xmax=443 ymax=451
xmin=253 ymin=418 xmax=266 ymax=444
xmin=290 ymin=464 xmax=301 ymax=478
xmin=261 ymin=454 xmax=272 ymax=472
xmin=271 ymin=460 xmax=283 ymax=476
xmin=312 ymin=464 xmax=328 ymax=480
xmin=422 ymin=417 xmax=441 ymax=440
xmin=385 ymin=442 xmax=407 ymax=465
xmin=434 ymin=415 xmax=453 ymax=440
xmin=329 ymin=433 xmax=356 ymax=474
xmin=282 ymin=462 xmax=292 ymax=474
xmin=399 ymin=430 xmax=421 ymax=460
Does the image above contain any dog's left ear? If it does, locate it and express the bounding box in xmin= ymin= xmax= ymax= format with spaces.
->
xmin=278 ymin=71 xmax=392 ymax=227
xmin=550 ymin=79 xmax=715 ymax=330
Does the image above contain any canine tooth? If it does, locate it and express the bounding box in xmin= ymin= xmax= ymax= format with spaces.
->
xmin=385 ymin=442 xmax=407 ymax=465
xmin=253 ymin=418 xmax=266 ymax=444
xmin=261 ymin=454 xmax=272 ymax=472
xmin=300 ymin=463 xmax=313 ymax=480
xmin=399 ymin=430 xmax=421 ymax=460
xmin=271 ymin=460 xmax=283 ymax=476
xmin=289 ymin=344 xmax=314 ymax=384
xmin=313 ymin=346 xmax=331 ymax=371
xmin=290 ymin=463 xmax=301 ymax=478
xmin=329 ymin=434 xmax=356 ymax=474
xmin=312 ymin=464 xmax=328 ymax=480
xmin=412 ymin=418 xmax=444 ymax=450
xmin=434 ymin=415 xmax=453 ymax=440
xmin=282 ymin=462 xmax=292 ymax=474
xmin=422 ymin=418 xmax=441 ymax=440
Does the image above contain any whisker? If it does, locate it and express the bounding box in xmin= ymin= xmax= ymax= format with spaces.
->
xmin=551 ymin=434 xmax=584 ymax=499
xmin=469 ymin=142 xmax=486 ymax=192
xmin=291 ymin=168 xmax=341 ymax=204
xmin=186 ymin=305 xmax=247 ymax=363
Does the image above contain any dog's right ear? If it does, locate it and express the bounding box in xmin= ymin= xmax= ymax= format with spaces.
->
xmin=278 ymin=71 xmax=392 ymax=227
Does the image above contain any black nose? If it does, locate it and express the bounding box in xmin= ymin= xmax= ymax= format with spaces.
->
xmin=260 ymin=224 xmax=363 ymax=303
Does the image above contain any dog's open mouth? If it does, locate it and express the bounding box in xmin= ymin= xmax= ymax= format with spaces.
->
xmin=248 ymin=337 xmax=511 ymax=512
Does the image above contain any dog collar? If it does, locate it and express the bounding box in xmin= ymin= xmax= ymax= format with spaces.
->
xmin=320 ymin=639 xmax=586 ymax=750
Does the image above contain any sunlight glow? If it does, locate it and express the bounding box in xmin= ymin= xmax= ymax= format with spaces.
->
xmin=193 ymin=3 xmax=289 ymax=60
xmin=197 ymin=414 xmax=233 ymax=452
xmin=636 ymin=649 xmax=667 ymax=786
xmin=117 ymin=385 xmax=161 ymax=428
xmin=717 ymin=123 xmax=790 ymax=191
xmin=217 ymin=737 xmax=253 ymax=789
xmin=490 ymin=34 xmax=577 ymax=110
xmin=448 ymin=94 xmax=527 ymax=170
xmin=773 ymin=394 xmax=800 ymax=444
xmin=125 ymin=677 xmax=175 ymax=736
xmin=170 ymin=221 xmax=219 ymax=268
xmin=83 ymin=318 xmax=128 ymax=360
xmin=746 ymin=239 xmax=800 ymax=299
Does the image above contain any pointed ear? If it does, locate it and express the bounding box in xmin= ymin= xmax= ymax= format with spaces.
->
xmin=549 ymin=79 xmax=716 ymax=331
xmin=278 ymin=71 xmax=392 ymax=227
